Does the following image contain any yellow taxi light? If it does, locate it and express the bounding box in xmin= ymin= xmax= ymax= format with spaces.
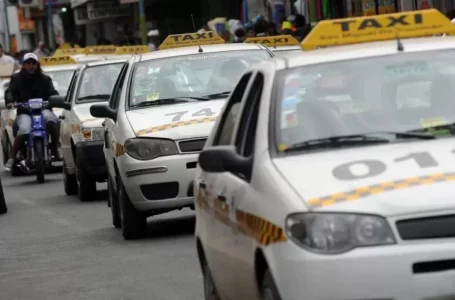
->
xmin=114 ymin=45 xmax=150 ymax=54
xmin=85 ymin=45 xmax=117 ymax=55
xmin=53 ymin=48 xmax=86 ymax=56
xmin=301 ymin=9 xmax=455 ymax=50
xmin=159 ymin=31 xmax=225 ymax=50
xmin=39 ymin=55 xmax=77 ymax=66
xmin=244 ymin=35 xmax=299 ymax=47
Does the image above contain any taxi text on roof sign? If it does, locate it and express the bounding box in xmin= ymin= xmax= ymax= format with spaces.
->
xmin=53 ymin=48 xmax=86 ymax=56
xmin=301 ymin=9 xmax=455 ymax=50
xmin=114 ymin=45 xmax=150 ymax=54
xmin=39 ymin=56 xmax=77 ymax=66
xmin=159 ymin=31 xmax=225 ymax=50
xmin=85 ymin=45 xmax=117 ymax=54
xmin=244 ymin=35 xmax=299 ymax=47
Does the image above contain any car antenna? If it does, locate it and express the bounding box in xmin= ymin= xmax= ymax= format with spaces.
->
xmin=395 ymin=28 xmax=404 ymax=52
xmin=191 ymin=14 xmax=203 ymax=53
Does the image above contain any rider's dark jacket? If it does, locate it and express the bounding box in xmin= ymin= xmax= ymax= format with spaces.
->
xmin=5 ymin=68 xmax=58 ymax=114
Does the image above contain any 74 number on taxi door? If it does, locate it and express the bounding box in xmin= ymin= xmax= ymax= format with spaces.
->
xmin=165 ymin=108 xmax=215 ymax=122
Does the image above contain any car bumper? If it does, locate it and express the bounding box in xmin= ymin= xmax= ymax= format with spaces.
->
xmin=273 ymin=240 xmax=455 ymax=300
xmin=118 ymin=153 xmax=198 ymax=212
xmin=75 ymin=141 xmax=107 ymax=179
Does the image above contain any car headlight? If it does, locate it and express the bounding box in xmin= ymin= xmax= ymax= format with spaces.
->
xmin=82 ymin=127 xmax=104 ymax=141
xmin=286 ymin=213 xmax=396 ymax=254
xmin=124 ymin=138 xmax=178 ymax=160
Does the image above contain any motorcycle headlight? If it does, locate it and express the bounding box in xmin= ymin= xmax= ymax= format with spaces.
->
xmin=82 ymin=127 xmax=104 ymax=141
xmin=286 ymin=213 xmax=396 ymax=254
xmin=124 ymin=138 xmax=178 ymax=160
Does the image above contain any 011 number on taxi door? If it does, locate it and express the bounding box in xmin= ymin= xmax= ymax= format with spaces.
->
xmin=333 ymin=151 xmax=444 ymax=180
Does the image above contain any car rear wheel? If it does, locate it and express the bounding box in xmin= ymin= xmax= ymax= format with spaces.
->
xmin=260 ymin=270 xmax=282 ymax=300
xmin=118 ymin=178 xmax=146 ymax=239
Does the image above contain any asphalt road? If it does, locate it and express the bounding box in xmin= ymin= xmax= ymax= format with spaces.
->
xmin=0 ymin=172 xmax=203 ymax=300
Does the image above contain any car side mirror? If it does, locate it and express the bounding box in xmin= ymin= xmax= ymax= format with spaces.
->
xmin=198 ymin=145 xmax=252 ymax=179
xmin=49 ymin=95 xmax=71 ymax=110
xmin=90 ymin=103 xmax=117 ymax=122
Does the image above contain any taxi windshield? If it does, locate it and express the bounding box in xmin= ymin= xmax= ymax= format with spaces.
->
xmin=77 ymin=63 xmax=123 ymax=102
xmin=275 ymin=50 xmax=455 ymax=152
xmin=44 ymin=69 xmax=74 ymax=95
xmin=129 ymin=50 xmax=270 ymax=107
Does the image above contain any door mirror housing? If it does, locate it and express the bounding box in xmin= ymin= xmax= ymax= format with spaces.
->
xmin=49 ymin=95 xmax=71 ymax=110
xmin=198 ymin=145 xmax=252 ymax=179
xmin=90 ymin=103 xmax=117 ymax=122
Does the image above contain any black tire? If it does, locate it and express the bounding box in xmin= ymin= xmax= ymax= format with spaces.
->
xmin=0 ymin=177 xmax=7 ymax=214
xmin=108 ymin=176 xmax=121 ymax=228
xmin=260 ymin=270 xmax=282 ymax=300
xmin=34 ymin=139 xmax=45 ymax=183
xmin=118 ymin=178 xmax=146 ymax=239
xmin=76 ymin=156 xmax=96 ymax=202
xmin=203 ymin=261 xmax=221 ymax=300
xmin=63 ymin=161 xmax=78 ymax=195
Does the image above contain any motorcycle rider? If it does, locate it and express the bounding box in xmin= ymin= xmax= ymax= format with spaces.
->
xmin=4 ymin=52 xmax=60 ymax=171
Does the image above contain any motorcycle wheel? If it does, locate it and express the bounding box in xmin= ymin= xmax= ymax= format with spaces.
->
xmin=34 ymin=139 xmax=45 ymax=184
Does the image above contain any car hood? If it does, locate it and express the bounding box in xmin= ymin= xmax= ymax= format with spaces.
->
xmin=126 ymin=99 xmax=227 ymax=140
xmin=72 ymin=102 xmax=105 ymax=127
xmin=273 ymin=138 xmax=455 ymax=217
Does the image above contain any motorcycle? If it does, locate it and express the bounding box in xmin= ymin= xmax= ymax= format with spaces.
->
xmin=15 ymin=98 xmax=52 ymax=183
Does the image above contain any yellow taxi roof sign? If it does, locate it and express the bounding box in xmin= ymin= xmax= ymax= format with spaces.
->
xmin=159 ymin=31 xmax=225 ymax=50
xmin=244 ymin=35 xmax=299 ymax=47
xmin=39 ymin=56 xmax=77 ymax=66
xmin=86 ymin=45 xmax=117 ymax=54
xmin=114 ymin=45 xmax=150 ymax=54
xmin=53 ymin=48 xmax=86 ymax=56
xmin=301 ymin=9 xmax=455 ymax=50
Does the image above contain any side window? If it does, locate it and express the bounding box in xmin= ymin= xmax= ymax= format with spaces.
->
xmin=214 ymin=72 xmax=253 ymax=146
xmin=65 ymin=70 xmax=79 ymax=103
xmin=109 ymin=63 xmax=128 ymax=110
xmin=235 ymin=73 xmax=264 ymax=157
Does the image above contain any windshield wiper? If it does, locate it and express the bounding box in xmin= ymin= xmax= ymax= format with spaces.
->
xmin=202 ymin=91 xmax=231 ymax=99
xmin=284 ymin=132 xmax=434 ymax=152
xmin=130 ymin=98 xmax=191 ymax=108
xmin=78 ymin=94 xmax=110 ymax=100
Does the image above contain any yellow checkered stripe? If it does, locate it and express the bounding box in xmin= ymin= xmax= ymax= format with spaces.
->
xmin=213 ymin=197 xmax=230 ymax=225
xmin=307 ymin=172 xmax=455 ymax=208
xmin=135 ymin=116 xmax=218 ymax=136
xmin=236 ymin=210 xmax=287 ymax=246
xmin=113 ymin=142 xmax=125 ymax=157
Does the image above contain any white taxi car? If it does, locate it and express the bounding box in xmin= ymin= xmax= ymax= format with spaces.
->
xmin=90 ymin=31 xmax=274 ymax=239
xmin=1 ymin=56 xmax=78 ymax=172
xmin=49 ymin=59 xmax=126 ymax=201
xmin=195 ymin=10 xmax=455 ymax=300
xmin=244 ymin=35 xmax=302 ymax=57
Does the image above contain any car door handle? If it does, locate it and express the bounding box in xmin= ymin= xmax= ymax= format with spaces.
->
xmin=59 ymin=115 xmax=65 ymax=120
